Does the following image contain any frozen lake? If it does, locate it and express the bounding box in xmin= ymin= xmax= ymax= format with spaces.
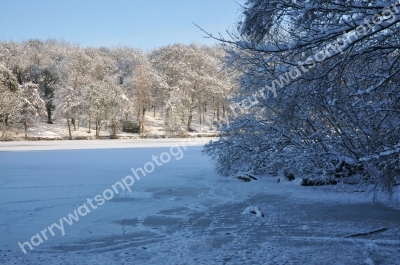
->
xmin=0 ymin=139 xmax=399 ymax=264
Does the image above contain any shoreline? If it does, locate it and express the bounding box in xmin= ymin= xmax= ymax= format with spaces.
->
xmin=0 ymin=137 xmax=218 ymax=151
xmin=0 ymin=132 xmax=219 ymax=142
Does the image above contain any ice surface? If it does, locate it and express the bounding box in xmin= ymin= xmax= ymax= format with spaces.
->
xmin=0 ymin=140 xmax=399 ymax=264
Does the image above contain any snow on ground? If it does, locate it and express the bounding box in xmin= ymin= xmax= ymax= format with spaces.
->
xmin=1 ymin=119 xmax=112 ymax=140
xmin=1 ymin=112 xmax=219 ymax=141
xmin=0 ymin=140 xmax=400 ymax=265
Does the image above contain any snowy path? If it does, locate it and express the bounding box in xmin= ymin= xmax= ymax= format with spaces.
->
xmin=0 ymin=141 xmax=399 ymax=264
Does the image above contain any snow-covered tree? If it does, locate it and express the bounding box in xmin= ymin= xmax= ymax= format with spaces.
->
xmin=150 ymin=44 xmax=237 ymax=133
xmin=54 ymin=84 xmax=80 ymax=140
xmin=18 ymin=82 xmax=46 ymax=139
xmin=132 ymin=64 xmax=152 ymax=133
xmin=204 ymin=0 xmax=400 ymax=194
xmin=54 ymin=46 xmax=92 ymax=138
xmin=104 ymin=84 xmax=130 ymax=138
xmin=0 ymin=63 xmax=20 ymax=139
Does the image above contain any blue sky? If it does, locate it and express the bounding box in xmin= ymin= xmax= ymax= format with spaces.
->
xmin=0 ymin=0 xmax=244 ymax=51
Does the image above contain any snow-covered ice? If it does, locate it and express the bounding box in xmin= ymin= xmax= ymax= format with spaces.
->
xmin=0 ymin=139 xmax=399 ymax=264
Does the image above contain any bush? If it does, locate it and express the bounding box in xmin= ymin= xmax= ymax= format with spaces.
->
xmin=122 ymin=121 xmax=140 ymax=134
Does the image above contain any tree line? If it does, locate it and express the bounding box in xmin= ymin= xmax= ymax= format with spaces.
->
xmin=0 ymin=40 xmax=237 ymax=139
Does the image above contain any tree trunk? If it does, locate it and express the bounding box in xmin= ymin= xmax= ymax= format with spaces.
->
xmin=46 ymin=104 xmax=53 ymax=124
xmin=88 ymin=119 xmax=91 ymax=133
xmin=72 ymin=117 xmax=77 ymax=131
xmin=136 ymin=102 xmax=141 ymax=122
xmin=111 ymin=121 xmax=117 ymax=138
xmin=217 ymin=102 xmax=220 ymax=120
xmin=112 ymin=127 xmax=117 ymax=138
xmin=139 ymin=106 xmax=146 ymax=133
xmin=95 ymin=116 xmax=100 ymax=138
xmin=203 ymin=102 xmax=206 ymax=123
xmin=198 ymin=98 xmax=202 ymax=125
xmin=67 ymin=118 xmax=72 ymax=140
xmin=1 ymin=120 xmax=5 ymax=140
xmin=24 ymin=112 xmax=28 ymax=140
xmin=187 ymin=114 xmax=193 ymax=131
xmin=212 ymin=97 xmax=215 ymax=121
xmin=164 ymin=106 xmax=170 ymax=131
xmin=187 ymin=94 xmax=194 ymax=131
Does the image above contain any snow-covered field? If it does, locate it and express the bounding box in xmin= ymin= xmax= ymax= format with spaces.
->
xmin=1 ymin=139 xmax=399 ymax=265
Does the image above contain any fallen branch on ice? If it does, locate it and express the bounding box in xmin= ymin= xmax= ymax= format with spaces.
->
xmin=344 ymin=227 xmax=389 ymax=238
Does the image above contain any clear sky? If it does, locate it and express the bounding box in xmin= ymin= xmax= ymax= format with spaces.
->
xmin=0 ymin=0 xmax=244 ymax=51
